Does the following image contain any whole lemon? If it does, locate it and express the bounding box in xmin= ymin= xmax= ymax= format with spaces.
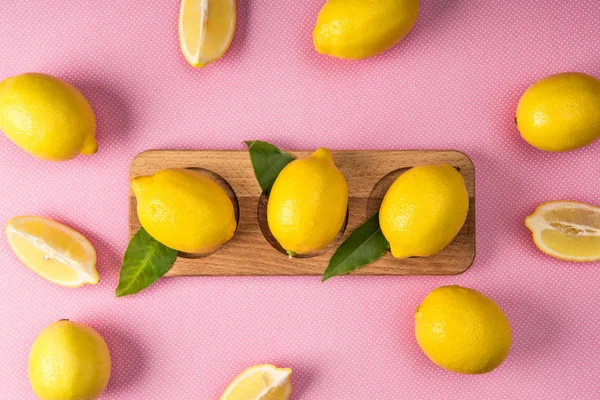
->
xmin=415 ymin=286 xmax=512 ymax=374
xmin=0 ymin=73 xmax=97 ymax=161
xmin=132 ymin=168 xmax=236 ymax=253
xmin=29 ymin=320 xmax=111 ymax=400
xmin=516 ymin=72 xmax=600 ymax=151
xmin=313 ymin=0 xmax=419 ymax=60
xmin=268 ymin=148 xmax=348 ymax=255
xmin=379 ymin=164 xmax=468 ymax=258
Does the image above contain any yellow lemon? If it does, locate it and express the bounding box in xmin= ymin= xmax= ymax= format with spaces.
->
xmin=267 ymin=148 xmax=348 ymax=255
xmin=313 ymin=0 xmax=419 ymax=60
xmin=6 ymin=216 xmax=99 ymax=288
xmin=379 ymin=164 xmax=468 ymax=258
xmin=516 ymin=72 xmax=600 ymax=151
xmin=0 ymin=73 xmax=97 ymax=161
xmin=132 ymin=168 xmax=236 ymax=253
xmin=415 ymin=286 xmax=512 ymax=374
xmin=220 ymin=364 xmax=292 ymax=400
xmin=179 ymin=0 xmax=236 ymax=68
xmin=525 ymin=200 xmax=600 ymax=262
xmin=29 ymin=320 xmax=111 ymax=400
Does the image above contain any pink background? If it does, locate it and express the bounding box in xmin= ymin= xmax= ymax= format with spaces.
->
xmin=1 ymin=1 xmax=599 ymax=399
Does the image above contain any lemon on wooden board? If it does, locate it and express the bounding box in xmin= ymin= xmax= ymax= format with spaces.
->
xmin=132 ymin=168 xmax=236 ymax=253
xmin=516 ymin=72 xmax=600 ymax=151
xmin=525 ymin=200 xmax=600 ymax=262
xmin=267 ymin=148 xmax=348 ymax=255
xmin=179 ymin=0 xmax=236 ymax=68
xmin=220 ymin=364 xmax=292 ymax=400
xmin=415 ymin=286 xmax=512 ymax=374
xmin=29 ymin=320 xmax=111 ymax=400
xmin=379 ymin=164 xmax=469 ymax=259
xmin=0 ymin=73 xmax=97 ymax=161
xmin=313 ymin=0 xmax=419 ymax=60
xmin=6 ymin=216 xmax=99 ymax=288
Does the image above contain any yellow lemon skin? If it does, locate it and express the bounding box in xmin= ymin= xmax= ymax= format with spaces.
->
xmin=313 ymin=0 xmax=419 ymax=60
xmin=0 ymin=73 xmax=97 ymax=161
xmin=415 ymin=286 xmax=512 ymax=374
xmin=29 ymin=320 xmax=111 ymax=400
xmin=516 ymin=72 xmax=600 ymax=152
xmin=379 ymin=164 xmax=468 ymax=258
xmin=132 ymin=168 xmax=236 ymax=253
xmin=268 ymin=148 xmax=348 ymax=255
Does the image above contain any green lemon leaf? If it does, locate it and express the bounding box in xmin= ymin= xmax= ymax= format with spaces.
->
xmin=322 ymin=213 xmax=390 ymax=282
xmin=115 ymin=227 xmax=179 ymax=297
xmin=244 ymin=140 xmax=294 ymax=194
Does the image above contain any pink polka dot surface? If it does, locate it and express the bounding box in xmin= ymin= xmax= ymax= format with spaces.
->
xmin=1 ymin=1 xmax=599 ymax=399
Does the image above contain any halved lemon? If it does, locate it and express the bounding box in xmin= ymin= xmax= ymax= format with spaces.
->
xmin=6 ymin=216 xmax=99 ymax=287
xmin=179 ymin=0 xmax=236 ymax=68
xmin=219 ymin=364 xmax=292 ymax=400
xmin=525 ymin=201 xmax=600 ymax=262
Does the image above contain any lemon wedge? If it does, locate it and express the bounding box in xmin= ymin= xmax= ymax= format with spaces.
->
xmin=6 ymin=216 xmax=99 ymax=287
xmin=179 ymin=0 xmax=236 ymax=68
xmin=525 ymin=201 xmax=600 ymax=262
xmin=219 ymin=364 xmax=292 ymax=400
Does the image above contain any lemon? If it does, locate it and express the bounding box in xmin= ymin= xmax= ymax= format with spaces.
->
xmin=313 ymin=0 xmax=419 ymax=60
xmin=415 ymin=286 xmax=512 ymax=374
xmin=219 ymin=364 xmax=292 ymax=400
xmin=379 ymin=164 xmax=468 ymax=258
xmin=0 ymin=73 xmax=97 ymax=161
xmin=29 ymin=320 xmax=111 ymax=400
xmin=516 ymin=72 xmax=600 ymax=151
xmin=179 ymin=0 xmax=236 ymax=68
xmin=132 ymin=168 xmax=236 ymax=253
xmin=525 ymin=200 xmax=600 ymax=262
xmin=267 ymin=148 xmax=348 ymax=255
xmin=6 ymin=216 xmax=99 ymax=288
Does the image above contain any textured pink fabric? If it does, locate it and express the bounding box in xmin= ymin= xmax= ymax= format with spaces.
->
xmin=1 ymin=1 xmax=599 ymax=399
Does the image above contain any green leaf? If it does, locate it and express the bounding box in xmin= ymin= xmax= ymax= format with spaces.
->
xmin=322 ymin=213 xmax=390 ymax=282
xmin=115 ymin=227 xmax=179 ymax=297
xmin=244 ymin=140 xmax=294 ymax=194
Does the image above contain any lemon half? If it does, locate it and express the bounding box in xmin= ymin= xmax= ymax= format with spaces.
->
xmin=219 ymin=364 xmax=292 ymax=400
xmin=6 ymin=216 xmax=99 ymax=287
xmin=525 ymin=200 xmax=600 ymax=262
xmin=179 ymin=0 xmax=236 ymax=68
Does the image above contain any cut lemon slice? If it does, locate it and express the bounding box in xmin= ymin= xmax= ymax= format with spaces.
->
xmin=525 ymin=201 xmax=600 ymax=262
xmin=6 ymin=216 xmax=99 ymax=287
xmin=219 ymin=364 xmax=292 ymax=400
xmin=179 ymin=0 xmax=236 ymax=68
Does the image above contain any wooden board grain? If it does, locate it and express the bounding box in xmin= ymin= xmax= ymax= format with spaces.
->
xmin=129 ymin=150 xmax=476 ymax=276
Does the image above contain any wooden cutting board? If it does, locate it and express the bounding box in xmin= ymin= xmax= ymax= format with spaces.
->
xmin=129 ymin=150 xmax=476 ymax=276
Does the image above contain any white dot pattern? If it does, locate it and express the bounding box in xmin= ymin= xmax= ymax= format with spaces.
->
xmin=0 ymin=1 xmax=600 ymax=399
